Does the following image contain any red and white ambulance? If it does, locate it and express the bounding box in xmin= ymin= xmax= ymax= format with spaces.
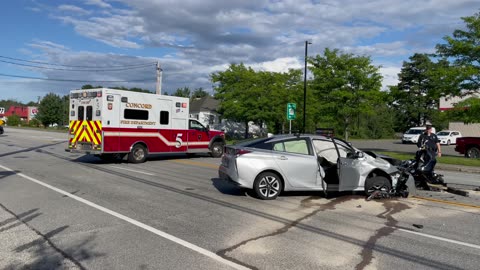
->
xmin=66 ymin=88 xmax=225 ymax=163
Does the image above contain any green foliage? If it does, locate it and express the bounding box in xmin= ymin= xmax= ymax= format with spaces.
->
xmin=212 ymin=63 xmax=302 ymax=137
xmin=172 ymin=87 xmax=191 ymax=97
xmin=0 ymin=99 xmax=23 ymax=109
xmin=6 ymin=114 xmax=21 ymax=126
xmin=28 ymin=118 xmax=41 ymax=127
xmin=436 ymin=12 xmax=480 ymax=95
xmin=37 ymin=93 xmax=63 ymax=128
xmin=81 ymin=84 xmax=103 ymax=89
xmin=309 ymin=48 xmax=384 ymax=140
xmin=390 ymin=53 xmax=445 ymax=131
xmin=446 ymin=97 xmax=480 ymax=123
xmin=191 ymin=87 xmax=209 ymax=99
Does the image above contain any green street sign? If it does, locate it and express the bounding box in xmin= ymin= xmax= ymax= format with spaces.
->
xmin=287 ymin=103 xmax=296 ymax=120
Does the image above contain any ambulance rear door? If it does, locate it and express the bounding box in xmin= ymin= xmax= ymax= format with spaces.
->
xmin=102 ymin=92 xmax=121 ymax=152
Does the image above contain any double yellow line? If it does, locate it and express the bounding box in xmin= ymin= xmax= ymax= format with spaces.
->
xmin=412 ymin=196 xmax=480 ymax=209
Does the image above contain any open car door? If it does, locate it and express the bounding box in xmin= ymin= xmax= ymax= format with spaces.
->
xmin=333 ymin=139 xmax=362 ymax=191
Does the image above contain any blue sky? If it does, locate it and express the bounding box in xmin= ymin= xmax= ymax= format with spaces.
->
xmin=0 ymin=0 xmax=477 ymax=103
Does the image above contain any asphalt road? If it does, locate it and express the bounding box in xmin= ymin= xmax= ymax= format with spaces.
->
xmin=1 ymin=128 xmax=480 ymax=270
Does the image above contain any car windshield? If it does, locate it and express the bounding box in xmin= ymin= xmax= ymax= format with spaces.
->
xmin=406 ymin=129 xmax=424 ymax=134
xmin=437 ymin=132 xmax=450 ymax=136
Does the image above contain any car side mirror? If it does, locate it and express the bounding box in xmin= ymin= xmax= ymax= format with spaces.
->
xmin=355 ymin=151 xmax=365 ymax=159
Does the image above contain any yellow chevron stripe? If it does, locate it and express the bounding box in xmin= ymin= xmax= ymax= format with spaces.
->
xmin=69 ymin=120 xmax=102 ymax=144
xmin=73 ymin=121 xmax=85 ymax=143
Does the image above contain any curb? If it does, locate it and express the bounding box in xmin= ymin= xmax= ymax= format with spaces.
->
xmin=436 ymin=164 xmax=480 ymax=174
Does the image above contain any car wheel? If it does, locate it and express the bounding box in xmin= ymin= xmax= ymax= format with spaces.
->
xmin=365 ymin=176 xmax=391 ymax=196
xmin=446 ymin=140 xmax=450 ymax=146
xmin=254 ymin=172 xmax=283 ymax=200
xmin=466 ymin=147 xmax=480 ymax=159
xmin=128 ymin=144 xmax=147 ymax=163
xmin=210 ymin=142 xmax=224 ymax=158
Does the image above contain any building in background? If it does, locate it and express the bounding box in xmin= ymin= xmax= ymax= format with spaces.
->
xmin=439 ymin=93 xmax=480 ymax=136
xmin=189 ymin=96 xmax=221 ymax=128
xmin=0 ymin=106 xmax=38 ymax=124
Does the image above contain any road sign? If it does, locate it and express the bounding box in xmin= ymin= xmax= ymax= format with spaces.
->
xmin=287 ymin=103 xmax=296 ymax=120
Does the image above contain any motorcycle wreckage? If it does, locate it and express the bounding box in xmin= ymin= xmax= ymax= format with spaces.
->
xmin=366 ymin=148 xmax=445 ymax=201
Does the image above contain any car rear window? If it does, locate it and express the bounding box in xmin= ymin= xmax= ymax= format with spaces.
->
xmin=273 ymin=139 xmax=310 ymax=155
xmin=236 ymin=137 xmax=271 ymax=147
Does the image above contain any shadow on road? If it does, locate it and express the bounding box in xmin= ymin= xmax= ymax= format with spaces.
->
xmin=0 ymin=203 xmax=104 ymax=270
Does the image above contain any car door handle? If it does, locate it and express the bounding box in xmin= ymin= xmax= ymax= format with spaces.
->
xmin=279 ymin=156 xmax=288 ymax=160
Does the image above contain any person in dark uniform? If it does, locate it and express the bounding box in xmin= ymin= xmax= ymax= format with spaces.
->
xmin=416 ymin=123 xmax=442 ymax=185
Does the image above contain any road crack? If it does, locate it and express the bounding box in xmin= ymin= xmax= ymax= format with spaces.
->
xmin=216 ymin=196 xmax=362 ymax=269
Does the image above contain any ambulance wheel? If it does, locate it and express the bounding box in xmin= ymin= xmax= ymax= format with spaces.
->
xmin=210 ymin=142 xmax=224 ymax=158
xmin=128 ymin=144 xmax=147 ymax=163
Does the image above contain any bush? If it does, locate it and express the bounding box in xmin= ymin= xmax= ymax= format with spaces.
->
xmin=29 ymin=118 xmax=41 ymax=127
xmin=7 ymin=114 xmax=21 ymax=126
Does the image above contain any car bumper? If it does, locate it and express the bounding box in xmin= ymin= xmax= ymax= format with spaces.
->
xmin=218 ymin=164 xmax=253 ymax=189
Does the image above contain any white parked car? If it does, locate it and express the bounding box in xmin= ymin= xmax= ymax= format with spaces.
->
xmin=402 ymin=127 xmax=435 ymax=144
xmin=436 ymin=130 xmax=462 ymax=145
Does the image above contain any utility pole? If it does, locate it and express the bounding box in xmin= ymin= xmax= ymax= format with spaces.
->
xmin=303 ymin=40 xmax=312 ymax=133
xmin=156 ymin=61 xmax=162 ymax=95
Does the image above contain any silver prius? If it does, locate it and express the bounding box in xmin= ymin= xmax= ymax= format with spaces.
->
xmin=218 ymin=134 xmax=410 ymax=200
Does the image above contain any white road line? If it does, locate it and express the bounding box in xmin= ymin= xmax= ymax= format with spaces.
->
xmin=397 ymin=228 xmax=480 ymax=250
xmin=109 ymin=166 xmax=155 ymax=176
xmin=0 ymin=164 xmax=249 ymax=270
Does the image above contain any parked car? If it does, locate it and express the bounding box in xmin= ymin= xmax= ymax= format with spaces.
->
xmin=402 ymin=126 xmax=436 ymax=144
xmin=455 ymin=137 xmax=480 ymax=158
xmin=218 ymin=134 xmax=412 ymax=200
xmin=436 ymin=130 xmax=462 ymax=145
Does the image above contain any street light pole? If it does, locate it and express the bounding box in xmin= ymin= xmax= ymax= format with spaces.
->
xmin=303 ymin=40 xmax=311 ymax=133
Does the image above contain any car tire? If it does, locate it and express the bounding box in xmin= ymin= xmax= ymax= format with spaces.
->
xmin=128 ymin=144 xmax=147 ymax=163
xmin=465 ymin=146 xmax=480 ymax=159
xmin=210 ymin=142 xmax=224 ymax=158
xmin=253 ymin=172 xmax=283 ymax=200
xmin=446 ymin=140 xmax=450 ymax=146
xmin=365 ymin=176 xmax=391 ymax=196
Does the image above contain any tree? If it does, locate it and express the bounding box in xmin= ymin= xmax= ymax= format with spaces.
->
xmin=309 ymin=48 xmax=384 ymax=140
xmin=191 ymin=87 xmax=209 ymax=99
xmin=6 ymin=114 xmax=21 ymax=126
xmin=212 ymin=63 xmax=302 ymax=137
xmin=436 ymin=12 xmax=480 ymax=95
xmin=447 ymin=97 xmax=480 ymax=123
xmin=0 ymin=99 xmax=24 ymax=109
xmin=81 ymin=84 xmax=102 ymax=89
xmin=36 ymin=93 xmax=63 ymax=127
xmin=389 ymin=53 xmax=444 ymax=131
xmin=172 ymin=87 xmax=191 ymax=97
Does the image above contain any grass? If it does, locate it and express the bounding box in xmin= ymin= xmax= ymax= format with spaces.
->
xmin=378 ymin=151 xmax=480 ymax=167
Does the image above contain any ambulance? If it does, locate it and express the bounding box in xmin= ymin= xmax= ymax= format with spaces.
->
xmin=66 ymin=88 xmax=225 ymax=163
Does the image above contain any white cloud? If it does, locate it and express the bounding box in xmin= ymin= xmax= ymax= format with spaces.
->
xmin=85 ymin=0 xmax=111 ymax=9
xmin=58 ymin=5 xmax=91 ymax=15
xmin=6 ymin=0 xmax=478 ymax=102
